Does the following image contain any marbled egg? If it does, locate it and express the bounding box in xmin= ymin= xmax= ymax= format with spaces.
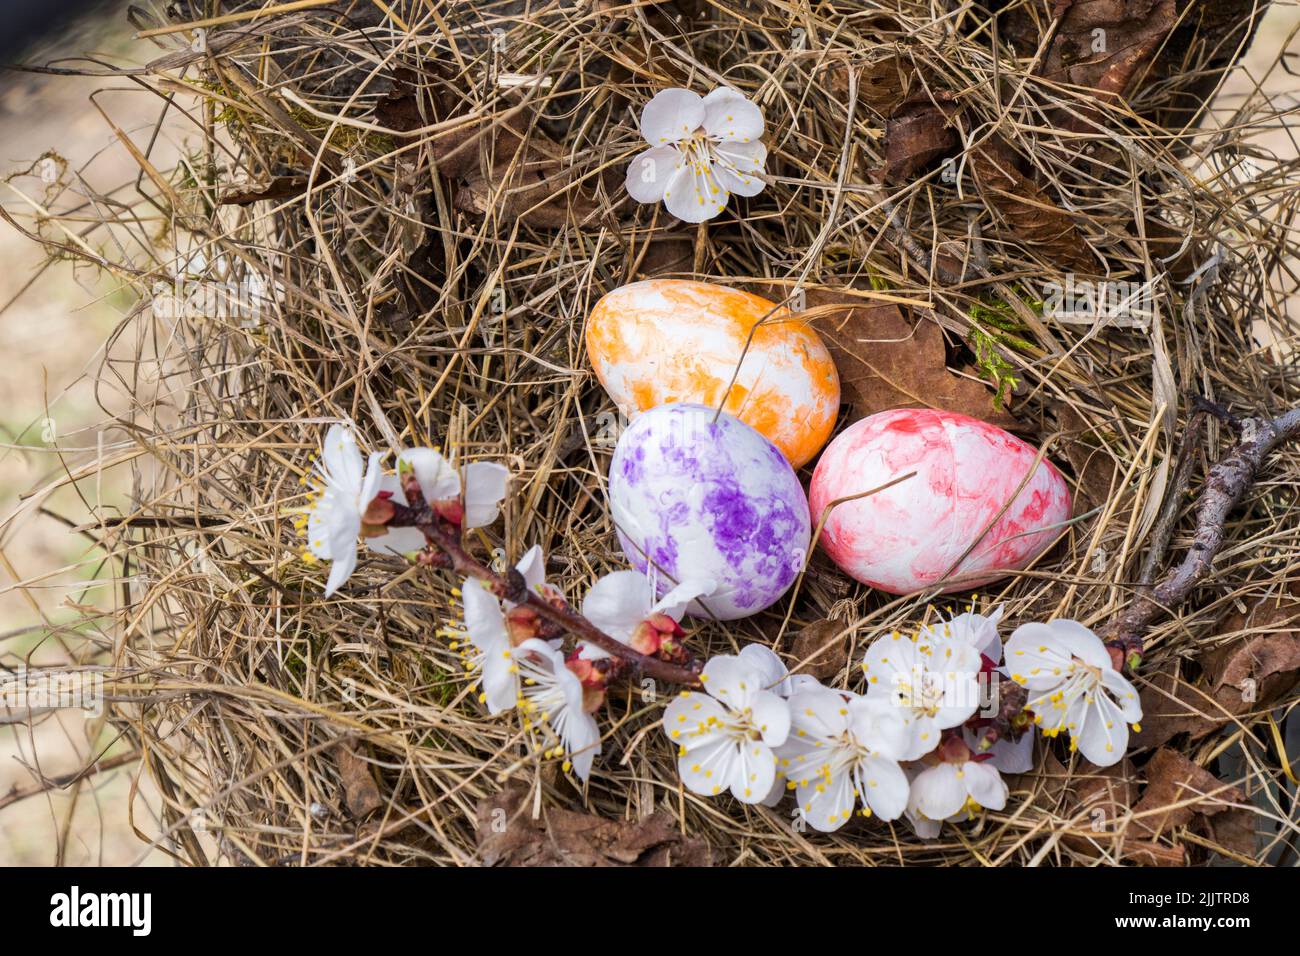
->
xmin=609 ymin=403 xmax=811 ymax=620
xmin=586 ymin=279 xmax=839 ymax=468
xmin=809 ymin=409 xmax=1072 ymax=594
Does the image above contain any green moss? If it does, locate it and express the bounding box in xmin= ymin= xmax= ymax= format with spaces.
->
xmin=966 ymin=291 xmax=1038 ymax=410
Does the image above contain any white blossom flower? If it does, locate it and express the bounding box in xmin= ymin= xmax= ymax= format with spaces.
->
xmin=367 ymin=447 xmax=509 ymax=557
xmin=446 ymin=546 xmax=553 ymax=715
xmin=662 ymin=653 xmax=790 ymax=803
xmin=777 ymin=686 xmax=911 ymax=830
xmin=861 ymin=625 xmax=983 ymax=760
xmin=514 ymin=638 xmax=602 ymax=781
xmin=1004 ymin=619 xmax=1142 ymax=767
xmin=625 ymin=86 xmax=767 ymax=223
xmin=920 ymin=603 xmax=1003 ymax=660
xmin=577 ymin=569 xmax=714 ymax=660
xmin=906 ymin=748 xmax=1009 ymax=838
xmin=301 ymin=425 xmax=384 ymax=596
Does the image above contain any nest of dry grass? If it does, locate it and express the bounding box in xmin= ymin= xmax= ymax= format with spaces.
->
xmin=9 ymin=0 xmax=1300 ymax=866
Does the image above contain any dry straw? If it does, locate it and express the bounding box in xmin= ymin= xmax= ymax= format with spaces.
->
xmin=4 ymin=0 xmax=1299 ymax=865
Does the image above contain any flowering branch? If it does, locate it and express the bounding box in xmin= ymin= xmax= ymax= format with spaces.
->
xmin=385 ymin=471 xmax=704 ymax=688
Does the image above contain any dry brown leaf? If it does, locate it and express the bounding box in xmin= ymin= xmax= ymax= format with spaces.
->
xmin=790 ymin=619 xmax=850 ymax=680
xmin=1003 ymin=0 xmax=1178 ymax=128
xmin=218 ymin=176 xmax=308 ymax=206
xmin=454 ymin=155 xmax=602 ymax=229
xmin=1132 ymin=748 xmax=1243 ymax=839
xmin=1199 ymin=806 xmax=1259 ymax=860
xmin=970 ymin=142 xmax=1094 ymax=272
xmin=1058 ymin=405 xmax=1119 ymax=509
xmin=476 ymin=787 xmax=712 ymax=867
xmin=825 ymin=55 xmax=912 ymax=116
xmin=881 ymin=99 xmax=959 ymax=184
xmin=1136 ymin=596 xmax=1300 ymax=748
xmin=1133 ymin=663 xmax=1214 ymax=750
xmin=634 ymin=236 xmax=695 ymax=279
xmin=1202 ymin=597 xmax=1300 ymax=714
xmin=1063 ymin=757 xmax=1190 ymax=865
xmin=333 ymin=740 xmax=383 ymax=820
xmin=801 ymin=289 xmax=1018 ymax=428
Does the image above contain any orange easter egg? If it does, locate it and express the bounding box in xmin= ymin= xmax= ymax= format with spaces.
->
xmin=585 ymin=279 xmax=840 ymax=468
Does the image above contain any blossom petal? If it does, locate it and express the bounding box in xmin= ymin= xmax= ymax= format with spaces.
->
xmin=366 ymin=526 xmax=427 ymax=556
xmin=480 ymin=645 xmax=518 ymax=714
xmin=1049 ymin=619 xmax=1113 ymax=669
xmin=581 ymin=570 xmax=651 ymax=654
xmin=663 ymin=156 xmax=729 ymax=223
xmin=625 ymin=144 xmax=682 ymax=203
xmin=795 ymin=766 xmax=855 ymax=832
xmin=964 ymin=761 xmax=1008 ymax=811
xmin=322 ymin=425 xmax=364 ymax=494
xmin=678 ymin=736 xmax=740 ymax=797
xmin=786 ymin=686 xmax=853 ymax=741
xmin=737 ymin=644 xmax=791 ymax=696
xmin=1101 ymin=666 xmax=1143 ymax=723
xmin=323 ymin=546 xmax=357 ymax=597
xmin=963 ymin=726 xmax=1037 ymax=775
xmin=664 ymin=691 xmax=728 ymax=748
xmin=565 ymin=712 xmax=601 ymax=781
xmin=731 ymin=740 xmax=776 ymax=803
xmin=855 ymin=755 xmax=910 ymax=821
xmin=1004 ymin=621 xmax=1076 ymax=690
xmin=749 ymin=689 xmax=791 ymax=747
xmin=463 ymin=579 xmax=507 ymax=653
xmin=514 ymin=545 xmax=546 ymax=596
xmin=701 ymin=654 xmax=763 ymax=710
xmin=911 ymin=763 xmax=967 ymax=820
xmin=463 ymin=462 xmax=509 ymax=528
xmin=1074 ymin=691 xmax=1129 ymax=766
xmin=359 ymin=452 xmax=384 ymax=508
xmin=399 ymin=447 xmax=459 ymax=503
xmin=861 ymin=631 xmax=922 ymax=699
xmin=701 ymin=86 xmax=764 ymax=142
xmin=712 ymin=139 xmax=767 ymax=197
xmin=848 ymin=695 xmax=911 ymax=761
xmin=639 ymin=88 xmax=705 ymax=144
xmin=652 ymin=577 xmax=717 ymax=621
xmin=900 ymin=712 xmax=942 ymax=761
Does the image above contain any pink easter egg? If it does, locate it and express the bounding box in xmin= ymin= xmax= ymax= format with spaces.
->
xmin=808 ymin=409 xmax=1072 ymax=594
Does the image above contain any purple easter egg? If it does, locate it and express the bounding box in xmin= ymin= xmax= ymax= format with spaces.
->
xmin=608 ymin=403 xmax=811 ymax=620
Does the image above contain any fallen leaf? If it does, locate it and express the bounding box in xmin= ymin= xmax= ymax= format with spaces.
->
xmin=1135 ymin=596 xmax=1300 ymax=748
xmin=1063 ymin=757 xmax=1188 ymax=865
xmin=969 ymin=141 xmax=1094 ymax=272
xmin=881 ymin=98 xmax=959 ymax=184
xmin=1201 ymin=597 xmax=1300 ymax=715
xmin=1199 ymin=806 xmax=1259 ymax=861
xmin=790 ymin=619 xmax=851 ymax=680
xmin=454 ymin=154 xmax=601 ymax=229
xmin=1002 ymin=0 xmax=1178 ymax=131
xmin=1133 ymin=663 xmax=1214 ymax=749
xmin=476 ymin=787 xmax=712 ymax=867
xmin=1058 ymin=405 xmax=1119 ymax=509
xmin=333 ymin=740 xmax=383 ymax=820
xmin=799 ymin=289 xmax=1018 ymax=428
xmin=825 ymin=55 xmax=912 ymax=116
xmin=633 ymin=237 xmax=695 ymax=279
xmin=1132 ymin=748 xmax=1242 ymax=839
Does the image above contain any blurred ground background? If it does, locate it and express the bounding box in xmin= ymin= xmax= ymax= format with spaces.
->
xmin=0 ymin=0 xmax=167 ymax=865
xmin=0 ymin=0 xmax=1296 ymax=866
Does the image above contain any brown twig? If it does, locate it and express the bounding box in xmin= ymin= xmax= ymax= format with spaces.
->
xmin=1103 ymin=403 xmax=1300 ymax=662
